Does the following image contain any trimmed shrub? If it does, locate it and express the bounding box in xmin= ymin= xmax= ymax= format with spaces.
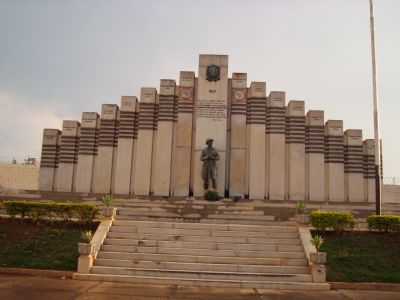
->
xmin=3 ymin=201 xmax=99 ymax=223
xmin=310 ymin=211 xmax=355 ymax=232
xmin=367 ymin=215 xmax=400 ymax=232
xmin=205 ymin=190 xmax=220 ymax=201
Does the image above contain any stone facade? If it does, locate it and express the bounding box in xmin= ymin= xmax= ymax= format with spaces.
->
xmin=38 ymin=54 xmax=376 ymax=202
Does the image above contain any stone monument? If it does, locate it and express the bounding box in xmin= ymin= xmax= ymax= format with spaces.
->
xmin=38 ymin=54 xmax=377 ymax=204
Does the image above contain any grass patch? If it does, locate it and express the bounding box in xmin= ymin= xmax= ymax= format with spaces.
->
xmin=0 ymin=218 xmax=97 ymax=271
xmin=315 ymin=231 xmax=400 ymax=282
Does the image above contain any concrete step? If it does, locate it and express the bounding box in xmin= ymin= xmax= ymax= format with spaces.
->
xmin=73 ymin=273 xmax=330 ymax=290
xmin=106 ymin=231 xmax=299 ymax=244
xmin=115 ymin=206 xmax=267 ymax=215
xmin=113 ymin=199 xmax=263 ymax=206
xmin=198 ymin=218 xmax=296 ymax=225
xmin=115 ymin=215 xmax=294 ymax=226
xmin=97 ymin=251 xmax=308 ymax=266
xmin=112 ymin=219 xmax=297 ymax=231
xmin=103 ymin=238 xmax=303 ymax=251
xmin=110 ymin=225 xmax=298 ymax=235
xmin=117 ymin=209 xmax=273 ymax=219
xmin=107 ymin=231 xmax=299 ymax=242
xmin=94 ymin=259 xmax=310 ymax=274
xmin=90 ymin=266 xmax=312 ymax=282
xmin=101 ymin=244 xmax=305 ymax=259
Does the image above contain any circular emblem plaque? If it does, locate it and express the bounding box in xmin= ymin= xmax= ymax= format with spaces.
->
xmin=234 ymin=90 xmax=245 ymax=101
xmin=181 ymin=88 xmax=192 ymax=100
xmin=206 ymin=64 xmax=220 ymax=82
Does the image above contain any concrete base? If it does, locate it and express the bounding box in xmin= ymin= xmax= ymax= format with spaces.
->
xmin=114 ymin=139 xmax=134 ymax=195
xmin=54 ymin=163 xmax=74 ymax=192
xmin=248 ymin=125 xmax=265 ymax=200
xmin=133 ymin=130 xmax=154 ymax=196
xmin=325 ymin=163 xmax=345 ymax=202
xmin=38 ymin=167 xmax=56 ymax=191
xmin=77 ymin=255 xmax=93 ymax=274
xmin=75 ymin=155 xmax=95 ymax=193
xmin=93 ymin=147 xmax=114 ymax=194
xmin=287 ymin=143 xmax=305 ymax=201
xmin=306 ymin=153 xmax=325 ymax=202
xmin=153 ymin=122 xmax=174 ymax=196
xmin=267 ymin=134 xmax=285 ymax=200
xmin=346 ymin=173 xmax=364 ymax=202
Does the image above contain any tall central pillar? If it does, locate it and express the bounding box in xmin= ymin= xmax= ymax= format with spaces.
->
xmin=193 ymin=55 xmax=228 ymax=196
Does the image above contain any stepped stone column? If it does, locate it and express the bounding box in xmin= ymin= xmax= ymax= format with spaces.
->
xmin=247 ymin=81 xmax=266 ymax=199
xmin=39 ymin=129 xmax=61 ymax=191
xmin=266 ymin=91 xmax=286 ymax=200
xmin=172 ymin=72 xmax=195 ymax=196
xmin=193 ymin=55 xmax=228 ymax=196
xmin=229 ymin=73 xmax=247 ymax=197
xmin=325 ymin=120 xmax=345 ymax=202
xmin=286 ymin=101 xmax=306 ymax=201
xmin=153 ymin=79 xmax=176 ymax=196
xmin=305 ymin=110 xmax=325 ymax=202
xmin=54 ymin=120 xmax=80 ymax=192
xmin=133 ymin=88 xmax=157 ymax=196
xmin=92 ymin=104 xmax=119 ymax=194
xmin=363 ymin=139 xmax=376 ymax=203
xmin=114 ymin=96 xmax=137 ymax=195
xmin=344 ymin=129 xmax=364 ymax=202
xmin=74 ymin=112 xmax=99 ymax=193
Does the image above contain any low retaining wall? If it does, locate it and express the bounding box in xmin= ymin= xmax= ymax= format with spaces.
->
xmin=0 ymin=163 xmax=39 ymax=191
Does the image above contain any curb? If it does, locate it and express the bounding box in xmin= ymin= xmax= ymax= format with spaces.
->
xmin=0 ymin=267 xmax=73 ymax=279
xmin=331 ymin=282 xmax=400 ymax=292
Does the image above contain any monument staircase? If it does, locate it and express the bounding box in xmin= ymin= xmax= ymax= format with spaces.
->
xmin=75 ymin=198 xmax=330 ymax=290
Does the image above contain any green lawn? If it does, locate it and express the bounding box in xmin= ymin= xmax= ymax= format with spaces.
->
xmin=317 ymin=231 xmax=400 ymax=283
xmin=0 ymin=218 xmax=97 ymax=271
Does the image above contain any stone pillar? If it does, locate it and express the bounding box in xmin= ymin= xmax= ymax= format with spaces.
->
xmin=150 ymin=96 xmax=159 ymax=195
xmin=229 ymin=73 xmax=247 ymax=197
xmin=325 ymin=120 xmax=345 ymax=202
xmin=286 ymin=101 xmax=306 ymax=201
xmin=54 ymin=120 xmax=80 ymax=192
xmin=193 ymin=55 xmax=229 ymax=196
xmin=266 ymin=91 xmax=286 ymax=200
xmin=247 ymin=81 xmax=266 ymax=199
xmin=92 ymin=104 xmax=119 ymax=194
xmin=114 ymin=96 xmax=137 ymax=195
xmin=129 ymin=107 xmax=139 ymax=194
xmin=39 ymin=129 xmax=61 ymax=191
xmin=172 ymin=72 xmax=195 ymax=197
xmin=153 ymin=79 xmax=176 ymax=196
xmin=133 ymin=88 xmax=157 ymax=196
xmin=74 ymin=112 xmax=100 ymax=193
xmin=344 ymin=130 xmax=364 ymax=202
xmin=305 ymin=110 xmax=325 ymax=202
xmin=363 ymin=139 xmax=376 ymax=203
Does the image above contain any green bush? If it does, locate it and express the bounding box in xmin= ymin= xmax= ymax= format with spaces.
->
xmin=367 ymin=215 xmax=400 ymax=232
xmin=310 ymin=211 xmax=355 ymax=232
xmin=3 ymin=201 xmax=99 ymax=223
xmin=204 ymin=190 xmax=220 ymax=201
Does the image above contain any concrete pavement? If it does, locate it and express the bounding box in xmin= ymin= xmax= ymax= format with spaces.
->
xmin=0 ymin=274 xmax=400 ymax=300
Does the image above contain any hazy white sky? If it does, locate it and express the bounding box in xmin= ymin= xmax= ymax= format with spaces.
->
xmin=0 ymin=0 xmax=398 ymax=178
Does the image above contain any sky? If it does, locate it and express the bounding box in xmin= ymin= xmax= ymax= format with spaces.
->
xmin=0 ymin=0 xmax=399 ymax=178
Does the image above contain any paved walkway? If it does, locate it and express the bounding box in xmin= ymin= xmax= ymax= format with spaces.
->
xmin=0 ymin=275 xmax=400 ymax=300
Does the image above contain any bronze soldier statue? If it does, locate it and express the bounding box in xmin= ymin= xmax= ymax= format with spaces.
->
xmin=201 ymin=138 xmax=219 ymax=190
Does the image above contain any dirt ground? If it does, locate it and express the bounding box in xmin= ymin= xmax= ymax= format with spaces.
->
xmin=1 ymin=274 xmax=400 ymax=300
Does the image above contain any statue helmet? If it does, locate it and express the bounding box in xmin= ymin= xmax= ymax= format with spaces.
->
xmin=206 ymin=138 xmax=214 ymax=144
